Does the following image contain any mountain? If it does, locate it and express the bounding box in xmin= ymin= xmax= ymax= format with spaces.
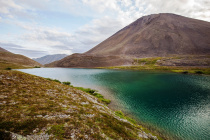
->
xmin=33 ymin=54 xmax=68 ymax=65
xmin=0 ymin=47 xmax=10 ymax=52
xmin=47 ymin=13 xmax=210 ymax=68
xmin=0 ymin=47 xmax=42 ymax=69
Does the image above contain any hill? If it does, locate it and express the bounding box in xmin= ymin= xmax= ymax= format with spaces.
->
xmin=33 ymin=54 xmax=68 ymax=65
xmin=0 ymin=47 xmax=10 ymax=53
xmin=47 ymin=13 xmax=210 ymax=68
xmin=0 ymin=47 xmax=42 ymax=69
xmin=0 ymin=70 xmax=161 ymax=139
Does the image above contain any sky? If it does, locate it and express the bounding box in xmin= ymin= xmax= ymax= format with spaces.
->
xmin=0 ymin=0 xmax=210 ymax=58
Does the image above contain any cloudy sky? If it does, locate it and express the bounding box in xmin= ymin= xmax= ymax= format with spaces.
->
xmin=0 ymin=0 xmax=209 ymax=58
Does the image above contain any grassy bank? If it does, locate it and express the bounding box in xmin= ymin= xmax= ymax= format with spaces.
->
xmin=0 ymin=61 xmax=41 ymax=70
xmin=74 ymin=87 xmax=111 ymax=105
xmin=0 ymin=61 xmax=27 ymax=70
xmin=44 ymin=78 xmax=111 ymax=105
xmin=98 ymin=57 xmax=210 ymax=75
xmin=0 ymin=70 xmax=163 ymax=139
xmin=100 ymin=65 xmax=210 ymax=75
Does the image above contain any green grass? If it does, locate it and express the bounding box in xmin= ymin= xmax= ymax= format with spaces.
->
xmin=74 ymin=87 xmax=111 ymax=105
xmin=74 ymin=87 xmax=96 ymax=94
xmin=0 ymin=61 xmax=27 ymax=70
xmin=45 ymin=78 xmax=61 ymax=83
xmin=115 ymin=111 xmax=137 ymax=125
xmin=47 ymin=124 xmax=64 ymax=139
xmin=115 ymin=111 xmax=125 ymax=119
xmin=133 ymin=57 xmax=161 ymax=65
xmin=5 ymin=67 xmax=12 ymax=70
xmin=62 ymin=81 xmax=71 ymax=85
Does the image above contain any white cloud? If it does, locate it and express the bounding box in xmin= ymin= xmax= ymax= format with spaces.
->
xmin=135 ymin=0 xmax=210 ymax=21
xmin=0 ymin=21 xmax=74 ymax=58
xmin=74 ymin=16 xmax=124 ymax=50
xmin=16 ymin=0 xmax=50 ymax=10
xmin=19 ymin=26 xmax=74 ymax=56
xmin=82 ymin=0 xmax=119 ymax=13
xmin=0 ymin=0 xmax=209 ymax=58
xmin=0 ymin=0 xmax=23 ymax=14
xmin=0 ymin=0 xmax=27 ymax=19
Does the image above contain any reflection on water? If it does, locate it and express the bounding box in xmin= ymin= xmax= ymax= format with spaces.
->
xmin=18 ymin=68 xmax=210 ymax=140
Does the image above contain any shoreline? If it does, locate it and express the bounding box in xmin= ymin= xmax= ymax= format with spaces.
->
xmin=71 ymin=84 xmax=172 ymax=139
xmin=107 ymin=97 xmax=177 ymax=140
xmin=96 ymin=65 xmax=210 ymax=75
xmin=42 ymin=65 xmax=210 ymax=76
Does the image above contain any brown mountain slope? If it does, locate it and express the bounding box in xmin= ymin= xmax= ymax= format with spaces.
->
xmin=0 ymin=47 xmax=42 ymax=69
xmin=0 ymin=47 xmax=10 ymax=53
xmin=48 ymin=13 xmax=210 ymax=68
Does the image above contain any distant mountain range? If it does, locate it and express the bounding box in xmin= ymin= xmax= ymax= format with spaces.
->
xmin=33 ymin=54 xmax=68 ymax=65
xmin=47 ymin=13 xmax=210 ymax=68
xmin=0 ymin=47 xmax=42 ymax=69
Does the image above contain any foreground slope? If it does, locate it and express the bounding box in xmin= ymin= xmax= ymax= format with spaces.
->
xmin=0 ymin=70 xmax=161 ymax=139
xmin=48 ymin=13 xmax=210 ymax=68
xmin=0 ymin=47 xmax=42 ymax=69
xmin=33 ymin=54 xmax=68 ymax=65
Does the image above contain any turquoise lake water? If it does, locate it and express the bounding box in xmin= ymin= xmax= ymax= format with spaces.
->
xmin=18 ymin=68 xmax=210 ymax=140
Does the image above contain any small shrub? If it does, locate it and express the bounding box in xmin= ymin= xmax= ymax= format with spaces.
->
xmin=62 ymin=81 xmax=71 ymax=85
xmin=195 ymin=71 xmax=203 ymax=74
xmin=34 ymin=66 xmax=40 ymax=68
xmin=5 ymin=67 xmax=12 ymax=70
xmin=75 ymin=87 xmax=97 ymax=94
xmin=182 ymin=71 xmax=188 ymax=74
xmin=0 ymin=130 xmax=10 ymax=140
xmin=53 ymin=79 xmax=61 ymax=83
xmin=86 ymin=88 xmax=97 ymax=94
xmin=45 ymin=78 xmax=53 ymax=81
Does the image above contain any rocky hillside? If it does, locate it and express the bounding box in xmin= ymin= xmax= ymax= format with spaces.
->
xmin=47 ymin=13 xmax=210 ymax=68
xmin=0 ymin=47 xmax=42 ymax=69
xmin=0 ymin=70 xmax=162 ymax=139
xmin=33 ymin=54 xmax=67 ymax=65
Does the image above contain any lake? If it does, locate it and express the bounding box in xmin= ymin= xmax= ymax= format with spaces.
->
xmin=18 ymin=68 xmax=210 ymax=140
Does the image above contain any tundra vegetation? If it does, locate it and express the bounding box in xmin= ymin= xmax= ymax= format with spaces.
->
xmin=0 ymin=50 xmax=42 ymax=70
xmin=0 ymin=70 xmax=164 ymax=139
xmin=99 ymin=57 xmax=210 ymax=75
